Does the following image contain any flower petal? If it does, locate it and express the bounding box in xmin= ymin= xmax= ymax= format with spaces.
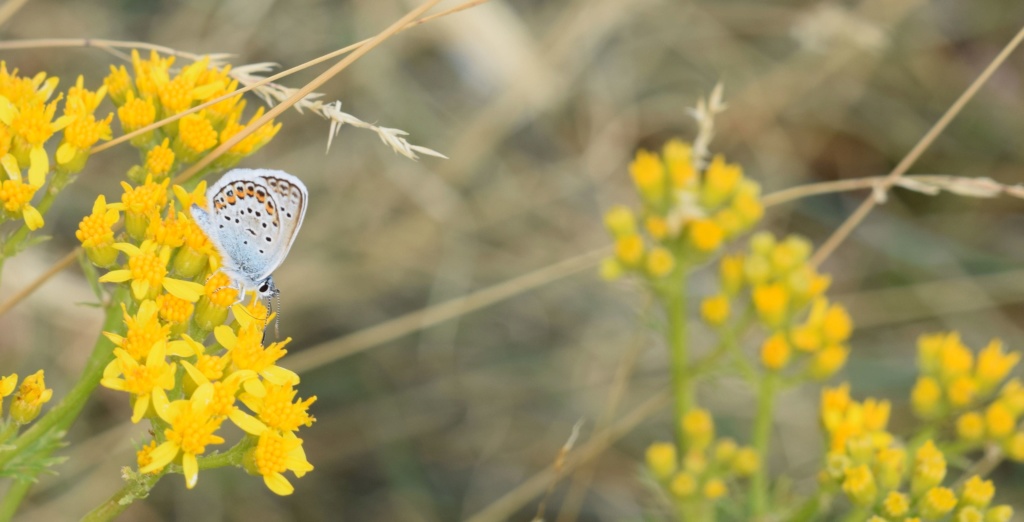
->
xmin=131 ymin=280 xmax=150 ymax=300
xmin=214 ymin=326 xmax=237 ymax=350
xmin=56 ymin=142 xmax=76 ymax=165
xmin=28 ymin=146 xmax=48 ymax=187
xmin=22 ymin=206 xmax=44 ymax=230
xmin=162 ymin=278 xmax=204 ymax=302
xmin=229 ymin=409 xmax=266 ymax=435
xmin=131 ymin=394 xmax=150 ymax=423
xmin=181 ymin=360 xmax=210 ymax=386
xmin=140 ymin=441 xmax=177 ymax=473
xmin=183 ymin=453 xmax=199 ymax=489
xmin=98 ymin=270 xmax=132 ymax=283
xmin=264 ymin=472 xmax=294 ymax=496
xmin=261 ymin=366 xmax=300 ymax=386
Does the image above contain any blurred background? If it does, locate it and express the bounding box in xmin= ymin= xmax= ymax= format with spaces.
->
xmin=2 ymin=0 xmax=1024 ymax=519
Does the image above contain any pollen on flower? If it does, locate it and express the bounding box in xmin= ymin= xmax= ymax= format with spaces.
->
xmin=62 ymin=112 xmax=113 ymax=150
xmin=145 ymin=139 xmax=175 ymax=177
xmin=104 ymin=65 xmax=133 ymax=104
xmin=121 ymin=177 xmax=169 ymax=216
xmin=0 ymin=178 xmax=37 ymax=212
xmin=156 ymin=293 xmax=194 ymax=324
xmin=256 ymin=383 xmax=317 ymax=432
xmin=882 ymin=491 xmax=910 ymax=517
xmin=177 ymin=112 xmax=218 ymax=154
xmin=229 ymin=324 xmax=290 ymax=376
xmin=137 ymin=440 xmax=162 ymax=474
xmin=11 ymin=99 xmax=61 ymax=147
xmin=129 ymin=248 xmax=167 ymax=291
xmin=108 ymin=301 xmax=171 ymax=361
xmin=205 ymin=272 xmax=238 ymax=307
xmin=165 ymin=401 xmax=225 ymax=458
xmin=117 ymin=92 xmax=156 ymax=132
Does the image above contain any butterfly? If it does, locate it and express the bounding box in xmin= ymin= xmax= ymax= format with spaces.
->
xmin=191 ymin=169 xmax=308 ymax=303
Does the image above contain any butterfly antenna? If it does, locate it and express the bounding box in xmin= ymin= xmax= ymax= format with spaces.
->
xmin=274 ymin=290 xmax=282 ymax=339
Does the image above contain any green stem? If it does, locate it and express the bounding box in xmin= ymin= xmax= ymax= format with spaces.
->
xmin=80 ymin=470 xmax=166 ymax=522
xmin=664 ymin=273 xmax=691 ymax=452
xmin=750 ymin=371 xmax=778 ymax=519
xmin=0 ymin=480 xmax=31 ymax=522
xmin=0 ymin=287 xmax=128 ymax=475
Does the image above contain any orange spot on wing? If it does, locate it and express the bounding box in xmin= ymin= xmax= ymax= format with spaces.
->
xmin=265 ymin=202 xmax=275 ymax=215
xmin=227 ymin=195 xmax=237 ymax=205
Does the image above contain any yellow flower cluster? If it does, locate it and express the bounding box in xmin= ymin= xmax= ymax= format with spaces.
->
xmin=106 ymin=51 xmax=280 ymax=183
xmin=77 ymin=54 xmax=309 ymax=495
xmin=601 ymin=140 xmax=763 ymax=281
xmin=0 ymin=64 xmax=111 ymax=231
xmin=702 ymin=232 xmax=850 ymax=379
xmin=645 ymin=409 xmax=759 ymax=506
xmin=821 ymin=385 xmax=1013 ymax=521
xmin=0 ymin=371 xmax=53 ymax=426
xmin=907 ymin=332 xmax=1024 ymax=458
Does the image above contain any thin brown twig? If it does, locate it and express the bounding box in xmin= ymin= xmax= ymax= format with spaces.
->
xmin=0 ymin=250 xmax=77 ymax=317
xmin=0 ymin=0 xmax=30 ymax=27
xmin=808 ymin=23 xmax=1024 ymax=267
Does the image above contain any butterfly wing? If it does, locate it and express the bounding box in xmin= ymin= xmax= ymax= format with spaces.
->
xmin=193 ymin=169 xmax=307 ymax=284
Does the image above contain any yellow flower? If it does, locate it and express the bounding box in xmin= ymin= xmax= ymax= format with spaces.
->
xmin=688 ymin=218 xmax=723 ymax=252
xmin=882 ymin=491 xmax=910 ymax=517
xmin=0 ymin=373 xmax=16 ymax=416
xmin=960 ymin=475 xmax=995 ymax=509
xmin=614 ymin=234 xmax=644 ymax=266
xmin=731 ymin=188 xmax=763 ymax=227
xmin=116 ymin=91 xmax=156 ymax=133
xmin=669 ymin=472 xmax=697 ymax=498
xmin=645 ymin=442 xmax=677 ymax=480
xmin=99 ymin=240 xmax=204 ymax=302
xmin=975 ymin=339 xmax=1019 ymax=393
xmin=810 ymin=344 xmax=848 ymax=380
xmin=237 ymin=379 xmax=316 ymax=434
xmin=956 ymin=412 xmax=985 ymax=442
xmin=985 ymin=505 xmax=1014 ymax=522
xmin=919 ymin=487 xmax=957 ymax=519
xmin=156 ymin=292 xmax=194 ymax=325
xmin=731 ymin=447 xmax=760 ymax=476
xmin=911 ymin=441 xmax=946 ymax=496
xmin=752 ymin=283 xmax=788 ymax=327
xmin=0 ymin=95 xmax=73 ymax=181
xmin=141 ymin=383 xmax=226 ymax=489
xmin=700 ymin=294 xmax=730 ymax=326
xmin=629 ymin=149 xmax=665 ymax=203
xmin=761 ymin=333 xmax=790 ymax=370
xmin=9 ymin=370 xmax=52 ymax=424
xmin=821 ymin=304 xmax=852 ymax=344
xmin=984 ymin=401 xmax=1015 ymax=439
xmin=0 ymin=154 xmax=44 ymax=230
xmin=174 ymin=111 xmax=218 ymax=160
xmin=131 ymin=50 xmax=175 ymax=99
xmin=645 ymin=247 xmax=675 ymax=278
xmin=173 ymin=181 xmax=208 ymax=213
xmin=246 ymin=430 xmax=314 ymax=496
xmin=948 ymin=375 xmax=978 ymax=408
xmin=102 ymin=300 xmax=170 ymax=361
xmin=144 ymin=138 xmax=176 ymax=179
xmin=841 ymin=464 xmax=877 ymax=506
xmin=218 ymin=107 xmax=280 ymax=159
xmin=700 ymin=154 xmax=741 ymax=208
xmin=101 ymin=342 xmax=176 ymax=423
xmin=76 ymin=195 xmax=122 ymax=267
xmin=703 ymin=478 xmax=727 ymax=500
xmin=121 ymin=175 xmax=169 ymax=239
xmin=645 ymin=215 xmax=669 ymax=240
xmin=875 ymin=447 xmax=906 ymax=490
xmin=681 ymin=408 xmax=713 ymax=451
xmin=662 ymin=139 xmax=694 ymax=189
xmin=136 ymin=440 xmax=161 ymax=475
xmin=911 ymin=376 xmax=943 ymax=419
xmin=215 ymin=322 xmax=298 ymax=385
xmin=104 ymin=64 xmax=133 ymax=105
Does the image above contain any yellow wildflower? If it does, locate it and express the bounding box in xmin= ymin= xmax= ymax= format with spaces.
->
xmin=101 ymin=342 xmax=176 ymax=423
xmin=245 ymin=430 xmax=314 ymax=496
xmin=614 ymin=234 xmax=644 ymax=266
xmin=644 ymin=215 xmax=668 ymax=240
xmin=688 ymin=218 xmax=723 ymax=252
xmin=215 ymin=322 xmax=298 ymax=385
xmin=700 ymin=154 xmax=741 ymax=208
xmin=961 ymin=475 xmax=995 ymax=509
xmin=810 ymin=344 xmax=848 ymax=380
xmin=956 ymin=412 xmax=985 ymax=442
xmin=104 ymin=64 xmax=133 ymax=105
xmin=841 ymin=464 xmax=877 ymax=506
xmin=752 ymin=283 xmax=788 ymax=327
xmin=99 ymin=240 xmax=204 ymax=302
xmin=700 ymin=294 xmax=730 ymax=326
xmin=703 ymin=478 xmax=727 ymax=500
xmin=975 ymin=339 xmax=1019 ymax=393
xmin=882 ymin=491 xmax=910 ymax=518
xmin=662 ymin=139 xmax=694 ymax=188
xmin=237 ymin=379 xmax=316 ymax=434
xmin=629 ymin=149 xmax=665 ymax=203
xmin=669 ymin=472 xmax=697 ymax=498
xmin=174 ymin=111 xmax=218 ymax=160
xmin=144 ymin=138 xmax=176 ymax=179
xmin=141 ymin=383 xmax=226 ymax=489
xmin=681 ymin=408 xmax=713 ymax=451
xmin=719 ymin=254 xmax=745 ymax=295
xmin=761 ymin=333 xmax=790 ymax=370
xmin=919 ymin=487 xmax=957 ymax=519
xmin=0 ymin=153 xmax=44 ymax=230
xmin=731 ymin=447 xmax=760 ymax=476
xmin=9 ymin=370 xmax=52 ymax=424
xmin=76 ymin=194 xmax=122 ymax=267
xmin=645 ymin=442 xmax=677 ymax=480
xmin=984 ymin=401 xmax=1015 ymax=439
xmin=911 ymin=376 xmax=943 ymax=419
xmin=645 ymin=247 xmax=675 ymax=277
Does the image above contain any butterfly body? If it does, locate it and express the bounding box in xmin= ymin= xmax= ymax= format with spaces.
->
xmin=191 ymin=169 xmax=307 ymax=300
